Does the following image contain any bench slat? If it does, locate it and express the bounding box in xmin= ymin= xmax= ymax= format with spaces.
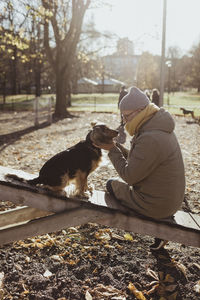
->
xmin=0 ymin=206 xmax=51 ymax=229
xmin=0 ymin=166 xmax=200 ymax=248
xmin=0 ymin=206 xmax=199 ymax=247
xmin=174 ymin=210 xmax=200 ymax=230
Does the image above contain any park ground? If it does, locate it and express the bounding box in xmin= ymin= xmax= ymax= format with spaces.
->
xmin=0 ymin=110 xmax=200 ymax=299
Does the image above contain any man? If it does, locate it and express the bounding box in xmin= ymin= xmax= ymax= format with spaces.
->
xmin=118 ymin=85 xmax=128 ymax=108
xmin=95 ymin=86 xmax=185 ymax=250
xmin=118 ymin=86 xmax=128 ymax=126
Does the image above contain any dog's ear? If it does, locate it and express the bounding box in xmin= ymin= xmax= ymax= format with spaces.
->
xmin=91 ymin=121 xmax=97 ymax=128
xmin=91 ymin=121 xmax=106 ymax=128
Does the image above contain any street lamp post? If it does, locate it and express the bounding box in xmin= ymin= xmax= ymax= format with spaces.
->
xmin=166 ymin=60 xmax=172 ymax=105
xmin=159 ymin=0 xmax=167 ymax=107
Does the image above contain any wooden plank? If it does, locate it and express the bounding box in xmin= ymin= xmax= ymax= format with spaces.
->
xmin=0 ymin=166 xmax=200 ymax=247
xmin=0 ymin=206 xmax=199 ymax=247
xmin=174 ymin=211 xmax=200 ymax=230
xmin=1 ymin=166 xmax=198 ymax=228
xmin=0 ymin=182 xmax=81 ymax=212
xmin=90 ymin=190 xmax=200 ymax=232
xmin=189 ymin=213 xmax=200 ymax=229
xmin=0 ymin=206 xmax=52 ymax=229
xmin=98 ymin=210 xmax=200 ymax=248
xmin=0 ymin=207 xmax=104 ymax=245
xmin=89 ymin=190 xmax=127 ymax=211
xmin=0 ymin=165 xmax=200 ymax=232
xmin=0 ymin=166 xmax=124 ymax=213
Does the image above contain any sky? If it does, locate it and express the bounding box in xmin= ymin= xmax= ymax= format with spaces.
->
xmin=91 ymin=0 xmax=200 ymax=56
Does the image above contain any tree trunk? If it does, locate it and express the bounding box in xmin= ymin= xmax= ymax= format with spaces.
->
xmin=42 ymin=0 xmax=91 ymax=119
xmin=54 ymin=72 xmax=68 ymax=118
xmin=35 ymin=65 xmax=41 ymax=97
xmin=66 ymin=82 xmax=72 ymax=107
xmin=11 ymin=46 xmax=17 ymax=95
xmin=2 ymin=72 xmax=6 ymax=106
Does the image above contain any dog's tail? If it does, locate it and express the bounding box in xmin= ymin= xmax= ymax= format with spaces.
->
xmin=5 ymin=174 xmax=41 ymax=185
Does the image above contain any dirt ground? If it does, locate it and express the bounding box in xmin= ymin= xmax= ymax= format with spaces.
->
xmin=0 ymin=110 xmax=200 ymax=300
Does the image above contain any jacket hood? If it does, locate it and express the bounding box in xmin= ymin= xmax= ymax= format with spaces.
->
xmin=140 ymin=108 xmax=175 ymax=133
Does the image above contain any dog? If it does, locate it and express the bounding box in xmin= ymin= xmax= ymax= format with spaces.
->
xmin=180 ymin=107 xmax=194 ymax=118
xmin=5 ymin=123 xmax=118 ymax=198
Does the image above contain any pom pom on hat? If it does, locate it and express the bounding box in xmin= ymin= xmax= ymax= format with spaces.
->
xmin=119 ymin=86 xmax=150 ymax=112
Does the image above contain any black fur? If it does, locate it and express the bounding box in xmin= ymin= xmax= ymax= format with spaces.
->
xmin=6 ymin=124 xmax=118 ymax=197
xmin=180 ymin=107 xmax=194 ymax=118
xmin=31 ymin=131 xmax=101 ymax=186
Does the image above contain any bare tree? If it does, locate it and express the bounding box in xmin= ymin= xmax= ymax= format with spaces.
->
xmin=40 ymin=0 xmax=91 ymax=118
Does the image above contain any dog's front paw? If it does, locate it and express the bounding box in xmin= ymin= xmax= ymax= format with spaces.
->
xmin=75 ymin=191 xmax=90 ymax=200
xmin=87 ymin=184 xmax=94 ymax=194
xmin=57 ymin=190 xmax=67 ymax=197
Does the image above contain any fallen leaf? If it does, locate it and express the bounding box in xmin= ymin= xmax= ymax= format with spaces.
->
xmin=111 ymin=233 xmax=124 ymax=241
xmin=65 ymin=259 xmax=80 ymax=265
xmin=146 ymin=283 xmax=159 ymax=295
xmin=0 ymin=272 xmax=4 ymax=289
xmin=25 ymin=256 xmax=31 ymax=263
xmin=124 ymin=233 xmax=134 ymax=241
xmin=174 ymin=262 xmax=188 ymax=280
xmin=43 ymin=270 xmax=53 ymax=278
xmin=193 ymin=263 xmax=200 ymax=271
xmin=164 ymin=274 xmax=175 ymax=283
xmin=89 ymin=284 xmax=126 ymax=299
xmin=85 ymin=290 xmax=93 ymax=300
xmin=165 ymin=284 xmax=177 ymax=292
xmin=128 ymin=282 xmax=146 ymax=300
xmin=14 ymin=263 xmax=23 ymax=271
xmin=68 ymin=226 xmax=79 ymax=233
xmin=194 ymin=280 xmax=200 ymax=293
xmin=104 ymin=244 xmax=115 ymax=249
xmin=21 ymin=290 xmax=29 ymax=296
xmin=50 ymin=255 xmax=63 ymax=262
xmin=167 ymin=291 xmax=178 ymax=300
xmin=111 ymin=297 xmax=126 ymax=300
xmin=95 ymin=231 xmax=111 ymax=241
xmin=146 ymin=268 xmax=159 ymax=281
xmin=165 ymin=259 xmax=188 ymax=280
xmin=156 ymin=284 xmax=166 ymax=297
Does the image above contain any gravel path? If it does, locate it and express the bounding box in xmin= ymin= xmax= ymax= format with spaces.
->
xmin=0 ymin=111 xmax=199 ymax=299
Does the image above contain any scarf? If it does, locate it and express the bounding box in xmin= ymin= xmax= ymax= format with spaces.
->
xmin=125 ymin=103 xmax=160 ymax=136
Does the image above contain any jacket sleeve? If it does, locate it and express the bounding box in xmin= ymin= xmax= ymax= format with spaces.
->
xmin=115 ymin=142 xmax=129 ymax=159
xmin=108 ymin=135 xmax=161 ymax=185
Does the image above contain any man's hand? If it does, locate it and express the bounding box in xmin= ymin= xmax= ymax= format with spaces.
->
xmin=93 ymin=141 xmax=115 ymax=151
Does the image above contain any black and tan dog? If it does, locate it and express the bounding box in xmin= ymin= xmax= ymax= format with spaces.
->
xmin=180 ymin=107 xmax=194 ymax=118
xmin=6 ymin=123 xmax=118 ymax=198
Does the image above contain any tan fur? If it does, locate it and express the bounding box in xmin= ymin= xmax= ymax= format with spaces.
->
xmin=7 ymin=123 xmax=118 ymax=199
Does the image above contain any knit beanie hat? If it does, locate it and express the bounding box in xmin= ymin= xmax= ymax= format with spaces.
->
xmin=119 ymin=86 xmax=150 ymax=112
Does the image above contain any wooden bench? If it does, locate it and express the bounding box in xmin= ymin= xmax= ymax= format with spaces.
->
xmin=0 ymin=166 xmax=200 ymax=247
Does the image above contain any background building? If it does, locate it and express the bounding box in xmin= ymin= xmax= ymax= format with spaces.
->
xmin=102 ymin=38 xmax=140 ymax=86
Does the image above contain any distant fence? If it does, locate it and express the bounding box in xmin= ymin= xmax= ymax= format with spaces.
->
xmin=34 ymin=96 xmax=53 ymax=127
xmin=164 ymin=104 xmax=200 ymax=109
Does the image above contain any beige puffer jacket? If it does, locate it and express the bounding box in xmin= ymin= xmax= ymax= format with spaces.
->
xmin=108 ymin=108 xmax=185 ymax=219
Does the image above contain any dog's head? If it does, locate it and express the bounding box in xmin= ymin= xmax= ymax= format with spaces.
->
xmin=89 ymin=122 xmax=118 ymax=145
